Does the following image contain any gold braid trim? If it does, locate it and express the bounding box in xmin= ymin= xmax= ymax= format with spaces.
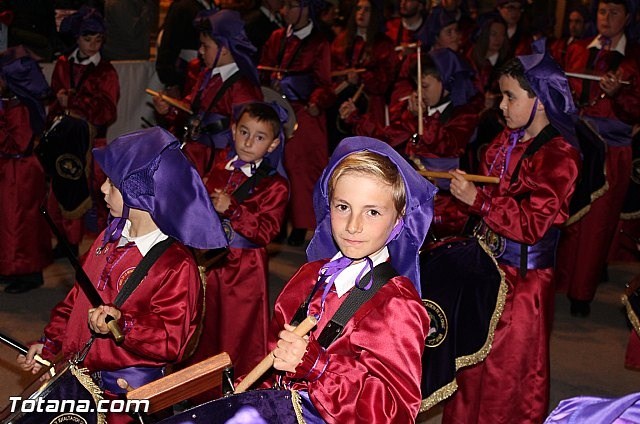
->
xmin=290 ymin=389 xmax=307 ymax=424
xmin=419 ymin=239 xmax=508 ymax=411
xmin=70 ymin=364 xmax=106 ymax=424
xmin=564 ymin=179 xmax=609 ymax=226
xmin=622 ymin=294 xmax=640 ymax=336
xmin=620 ymin=210 xmax=640 ymax=220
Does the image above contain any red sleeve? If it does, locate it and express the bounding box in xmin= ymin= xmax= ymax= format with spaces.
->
xmin=67 ymin=61 xmax=120 ymax=127
xmin=0 ymin=103 xmax=33 ymax=153
xmin=358 ymin=36 xmax=398 ymax=97
xmin=309 ymin=36 xmax=336 ymax=110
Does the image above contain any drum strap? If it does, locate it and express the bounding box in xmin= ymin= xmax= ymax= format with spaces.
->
xmin=291 ymin=262 xmax=398 ymax=349
xmin=231 ymin=160 xmax=276 ymax=204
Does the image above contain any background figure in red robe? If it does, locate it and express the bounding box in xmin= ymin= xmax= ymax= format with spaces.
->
xmin=260 ymin=0 xmax=336 ymax=246
xmin=549 ymin=5 xmax=592 ymax=67
xmin=153 ymin=9 xmax=263 ymax=177
xmin=496 ymin=0 xmax=533 ymax=58
xmin=257 ymin=137 xmax=435 ymax=423
xmin=341 ymin=48 xmax=481 ymax=238
xmin=17 ymin=127 xmax=228 ymax=424
xmin=444 ymin=44 xmax=581 ymax=423
xmin=46 ymin=6 xmax=120 ymax=256
xmin=555 ymin=0 xmax=640 ymax=317
xmin=0 ymin=47 xmax=52 ymax=294
xmin=189 ymin=103 xmax=289 ymax=392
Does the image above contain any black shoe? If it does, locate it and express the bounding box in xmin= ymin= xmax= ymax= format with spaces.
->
xmin=52 ymin=243 xmax=79 ymax=260
xmin=287 ymin=228 xmax=307 ymax=246
xmin=570 ymin=298 xmax=591 ymax=317
xmin=4 ymin=273 xmax=44 ymax=294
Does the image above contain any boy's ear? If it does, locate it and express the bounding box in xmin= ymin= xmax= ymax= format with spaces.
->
xmin=231 ymin=122 xmax=237 ymax=134
xmin=537 ymin=100 xmax=545 ymax=111
xmin=267 ymin=137 xmax=281 ymax=153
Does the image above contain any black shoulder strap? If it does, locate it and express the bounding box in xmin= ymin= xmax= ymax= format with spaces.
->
xmin=509 ymin=125 xmax=558 ymax=186
xmin=231 ymin=160 xmax=275 ymax=204
xmin=113 ymin=238 xmax=175 ymax=308
xmin=315 ymin=262 xmax=398 ymax=348
xmin=204 ymin=71 xmax=243 ymax=115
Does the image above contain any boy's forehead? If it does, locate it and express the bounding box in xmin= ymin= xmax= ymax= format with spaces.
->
xmin=237 ymin=113 xmax=276 ymax=137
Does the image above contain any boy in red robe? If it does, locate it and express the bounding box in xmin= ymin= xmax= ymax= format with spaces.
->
xmin=0 ymin=47 xmax=52 ymax=293
xmin=258 ymin=136 xmax=435 ymax=423
xmin=18 ymin=127 xmax=228 ymax=424
xmin=189 ymin=102 xmax=290 ymax=382
xmin=259 ymin=0 xmax=336 ymax=246
xmin=443 ymin=40 xmax=581 ymax=423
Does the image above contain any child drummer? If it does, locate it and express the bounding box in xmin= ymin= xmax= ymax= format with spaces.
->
xmin=259 ymin=136 xmax=436 ymax=423
xmin=18 ymin=127 xmax=228 ymax=424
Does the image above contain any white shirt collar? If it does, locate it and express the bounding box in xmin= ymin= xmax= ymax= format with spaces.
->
xmin=288 ymin=21 xmax=314 ymax=39
xmin=486 ymin=52 xmax=499 ymax=66
xmin=260 ymin=5 xmax=283 ymax=27
xmin=356 ymin=28 xmax=367 ymax=41
xmin=69 ymin=48 xmax=101 ymax=66
xmin=329 ymin=247 xmax=390 ymax=298
xmin=402 ymin=16 xmax=424 ymax=32
xmin=428 ymin=100 xmax=450 ymax=116
xmin=225 ymin=154 xmax=263 ymax=177
xmin=588 ymin=33 xmax=626 ymax=55
xmin=211 ymin=62 xmax=240 ymax=82
xmin=120 ymin=220 xmax=169 ymax=257
xmin=196 ymin=0 xmax=214 ymax=9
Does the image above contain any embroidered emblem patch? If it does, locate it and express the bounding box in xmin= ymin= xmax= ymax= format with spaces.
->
xmin=117 ymin=267 xmax=136 ymax=291
xmin=55 ymin=154 xmax=85 ymax=180
xmin=423 ymin=299 xmax=448 ymax=348
xmin=50 ymin=413 xmax=88 ymax=424
xmin=222 ymin=220 xmax=234 ymax=242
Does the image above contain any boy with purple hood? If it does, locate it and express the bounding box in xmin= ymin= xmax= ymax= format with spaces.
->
xmin=18 ymin=127 xmax=228 ymax=424
xmin=444 ymin=40 xmax=581 ymax=423
xmin=256 ymin=136 xmax=435 ymax=423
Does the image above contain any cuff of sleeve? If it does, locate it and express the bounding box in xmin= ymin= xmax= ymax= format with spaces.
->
xmin=469 ymin=189 xmax=491 ymax=216
xmin=287 ymin=339 xmax=330 ymax=382
xmin=222 ymin=197 xmax=240 ymax=219
xmin=121 ymin=314 xmax=134 ymax=335
xmin=38 ymin=336 xmax=61 ymax=361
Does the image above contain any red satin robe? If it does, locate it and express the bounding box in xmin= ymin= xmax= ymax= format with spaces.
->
xmin=260 ymin=26 xmax=335 ymax=229
xmin=331 ymin=32 xmax=397 ymax=125
xmin=0 ymin=100 xmax=51 ymax=275
xmin=442 ymin=127 xmax=581 ymax=424
xmin=40 ymin=233 xmax=202 ymax=423
xmin=555 ymin=36 xmax=640 ymax=302
xmin=47 ymin=54 xmax=120 ymax=242
xmin=264 ymin=260 xmax=430 ymax=424
xmin=188 ymin=149 xmax=288 ymax=380
xmin=347 ymin=95 xmax=483 ymax=238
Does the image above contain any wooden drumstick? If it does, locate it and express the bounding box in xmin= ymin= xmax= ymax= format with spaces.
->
xmin=331 ymin=68 xmax=366 ymax=78
xmin=565 ymin=72 xmax=631 ymax=85
xmin=234 ymin=315 xmax=318 ymax=394
xmin=257 ymin=65 xmax=289 ymax=74
xmin=117 ymin=378 xmax=135 ymax=392
xmin=351 ymin=83 xmax=365 ymax=103
xmin=417 ymin=42 xmax=423 ymax=136
xmin=419 ymin=170 xmax=500 ymax=184
xmin=145 ymin=89 xmax=193 ymax=114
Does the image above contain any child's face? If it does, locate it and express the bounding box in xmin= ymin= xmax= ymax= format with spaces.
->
xmin=597 ymin=2 xmax=628 ymax=39
xmin=421 ymin=74 xmax=444 ymax=107
xmin=498 ymin=74 xmax=537 ymax=129
xmin=77 ymin=33 xmax=104 ymax=58
xmin=232 ymin=113 xmax=280 ymax=163
xmin=101 ymin=178 xmax=125 ymax=217
xmin=488 ymin=22 xmax=507 ymax=54
xmin=498 ymin=2 xmax=522 ymax=26
xmin=330 ymin=172 xmax=399 ymax=260
xmin=355 ymin=0 xmax=372 ymax=30
xmin=199 ymin=34 xmax=232 ymax=69
xmin=435 ymin=23 xmax=460 ymax=52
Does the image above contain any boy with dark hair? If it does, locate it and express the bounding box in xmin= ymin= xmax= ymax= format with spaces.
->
xmin=190 ymin=102 xmax=290 ymax=381
xmin=444 ymin=41 xmax=581 ymax=423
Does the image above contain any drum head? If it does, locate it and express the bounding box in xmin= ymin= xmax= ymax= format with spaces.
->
xmin=261 ymin=86 xmax=297 ymax=139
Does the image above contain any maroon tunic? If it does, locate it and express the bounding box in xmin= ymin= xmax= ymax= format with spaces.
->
xmin=442 ymin=127 xmax=580 ymax=424
xmin=47 ymin=54 xmax=120 ymax=242
xmin=188 ymin=148 xmax=288 ymax=379
xmin=264 ymin=259 xmax=430 ymax=424
xmin=0 ymin=100 xmax=51 ymax=275
xmin=555 ymin=36 xmax=640 ymax=302
xmin=260 ymin=26 xmax=335 ymax=229
xmin=331 ymin=31 xmax=397 ymax=125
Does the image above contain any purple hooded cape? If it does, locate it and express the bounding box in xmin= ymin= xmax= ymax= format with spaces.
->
xmin=430 ymin=47 xmax=477 ymax=107
xmin=194 ymin=9 xmax=259 ymax=86
xmin=60 ymin=6 xmax=106 ymax=37
xmin=93 ymin=127 xmax=227 ymax=250
xmin=306 ymin=136 xmax=437 ymax=294
xmin=545 ymin=392 xmax=640 ymax=424
xmin=0 ymin=46 xmax=50 ymax=134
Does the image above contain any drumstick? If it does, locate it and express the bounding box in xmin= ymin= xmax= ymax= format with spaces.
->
xmin=351 ymin=83 xmax=365 ymax=103
xmin=257 ymin=65 xmax=289 ymax=74
xmin=394 ymin=42 xmax=419 ymax=51
xmin=419 ymin=170 xmax=500 ymax=184
xmin=145 ymin=89 xmax=193 ymax=114
xmin=331 ymin=68 xmax=366 ymax=78
xmin=117 ymin=378 xmax=135 ymax=392
xmin=417 ymin=42 xmax=423 ymax=136
xmin=565 ymin=72 xmax=631 ymax=85
xmin=334 ymin=80 xmax=350 ymax=95
xmin=234 ymin=315 xmax=318 ymax=394
xmin=0 ymin=332 xmax=51 ymax=368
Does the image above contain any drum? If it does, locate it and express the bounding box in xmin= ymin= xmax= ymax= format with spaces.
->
xmin=419 ymin=237 xmax=507 ymax=411
xmin=0 ymin=361 xmax=104 ymax=424
xmin=261 ymin=86 xmax=297 ymax=139
xmin=35 ymin=114 xmax=94 ymax=219
xmin=157 ymin=389 xmax=321 ymax=424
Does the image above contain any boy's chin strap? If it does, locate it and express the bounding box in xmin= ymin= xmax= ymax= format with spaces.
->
xmin=101 ymin=205 xmax=130 ymax=249
xmin=505 ymin=98 xmax=539 ymax=173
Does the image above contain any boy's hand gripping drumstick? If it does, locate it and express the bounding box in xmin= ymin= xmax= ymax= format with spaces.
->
xmin=145 ymin=88 xmax=193 ymax=114
xmin=234 ymin=315 xmax=317 ymax=394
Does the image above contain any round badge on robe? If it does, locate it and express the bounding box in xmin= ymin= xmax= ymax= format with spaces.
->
xmin=56 ymin=153 xmax=85 ymax=180
xmin=422 ymin=299 xmax=448 ymax=347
